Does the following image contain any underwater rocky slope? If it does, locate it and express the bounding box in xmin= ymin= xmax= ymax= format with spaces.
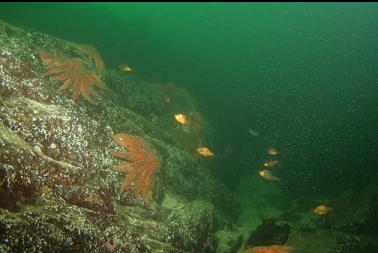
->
xmin=0 ymin=20 xmax=240 ymax=252
xmin=2 ymin=20 xmax=378 ymax=253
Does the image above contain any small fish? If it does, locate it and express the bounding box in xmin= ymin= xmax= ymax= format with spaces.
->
xmin=174 ymin=113 xmax=190 ymax=125
xmin=197 ymin=147 xmax=214 ymax=157
xmin=313 ymin=204 xmax=333 ymax=215
xmin=119 ymin=64 xmax=133 ymax=72
xmin=244 ymin=245 xmax=292 ymax=253
xmin=248 ymin=128 xmax=259 ymax=137
xmin=267 ymin=147 xmax=279 ymax=156
xmin=162 ymin=93 xmax=171 ymax=103
xmin=259 ymin=169 xmax=280 ymax=181
xmin=264 ymin=160 xmax=279 ymax=167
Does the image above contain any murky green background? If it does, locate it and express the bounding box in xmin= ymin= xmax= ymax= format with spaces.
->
xmin=1 ymin=2 xmax=377 ymax=200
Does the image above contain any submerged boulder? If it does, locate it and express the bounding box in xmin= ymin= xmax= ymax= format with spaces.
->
xmin=247 ymin=218 xmax=291 ymax=247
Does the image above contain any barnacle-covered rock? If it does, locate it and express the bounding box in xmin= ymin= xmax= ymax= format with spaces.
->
xmin=0 ymin=198 xmax=149 ymax=253
xmin=0 ymin=20 xmax=239 ymax=252
xmin=161 ymin=193 xmax=219 ymax=252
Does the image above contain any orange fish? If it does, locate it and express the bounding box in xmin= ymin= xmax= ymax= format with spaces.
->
xmin=244 ymin=245 xmax=292 ymax=253
xmin=313 ymin=204 xmax=333 ymax=215
xmin=174 ymin=114 xmax=190 ymax=125
xmin=267 ymin=147 xmax=279 ymax=156
xmin=264 ymin=160 xmax=279 ymax=167
xmin=197 ymin=147 xmax=214 ymax=157
xmin=259 ymin=169 xmax=280 ymax=181
xmin=119 ymin=64 xmax=133 ymax=72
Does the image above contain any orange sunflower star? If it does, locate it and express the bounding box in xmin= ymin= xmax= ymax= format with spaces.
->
xmin=39 ymin=49 xmax=103 ymax=102
xmin=111 ymin=133 xmax=159 ymax=204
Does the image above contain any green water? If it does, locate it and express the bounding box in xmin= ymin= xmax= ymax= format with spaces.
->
xmin=1 ymin=2 xmax=378 ymax=204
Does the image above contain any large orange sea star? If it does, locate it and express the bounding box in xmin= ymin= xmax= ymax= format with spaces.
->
xmin=111 ymin=133 xmax=159 ymax=204
xmin=39 ymin=49 xmax=103 ymax=102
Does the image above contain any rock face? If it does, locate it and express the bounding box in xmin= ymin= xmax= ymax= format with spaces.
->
xmin=0 ymin=20 xmax=239 ymax=252
xmin=247 ymin=219 xmax=291 ymax=247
